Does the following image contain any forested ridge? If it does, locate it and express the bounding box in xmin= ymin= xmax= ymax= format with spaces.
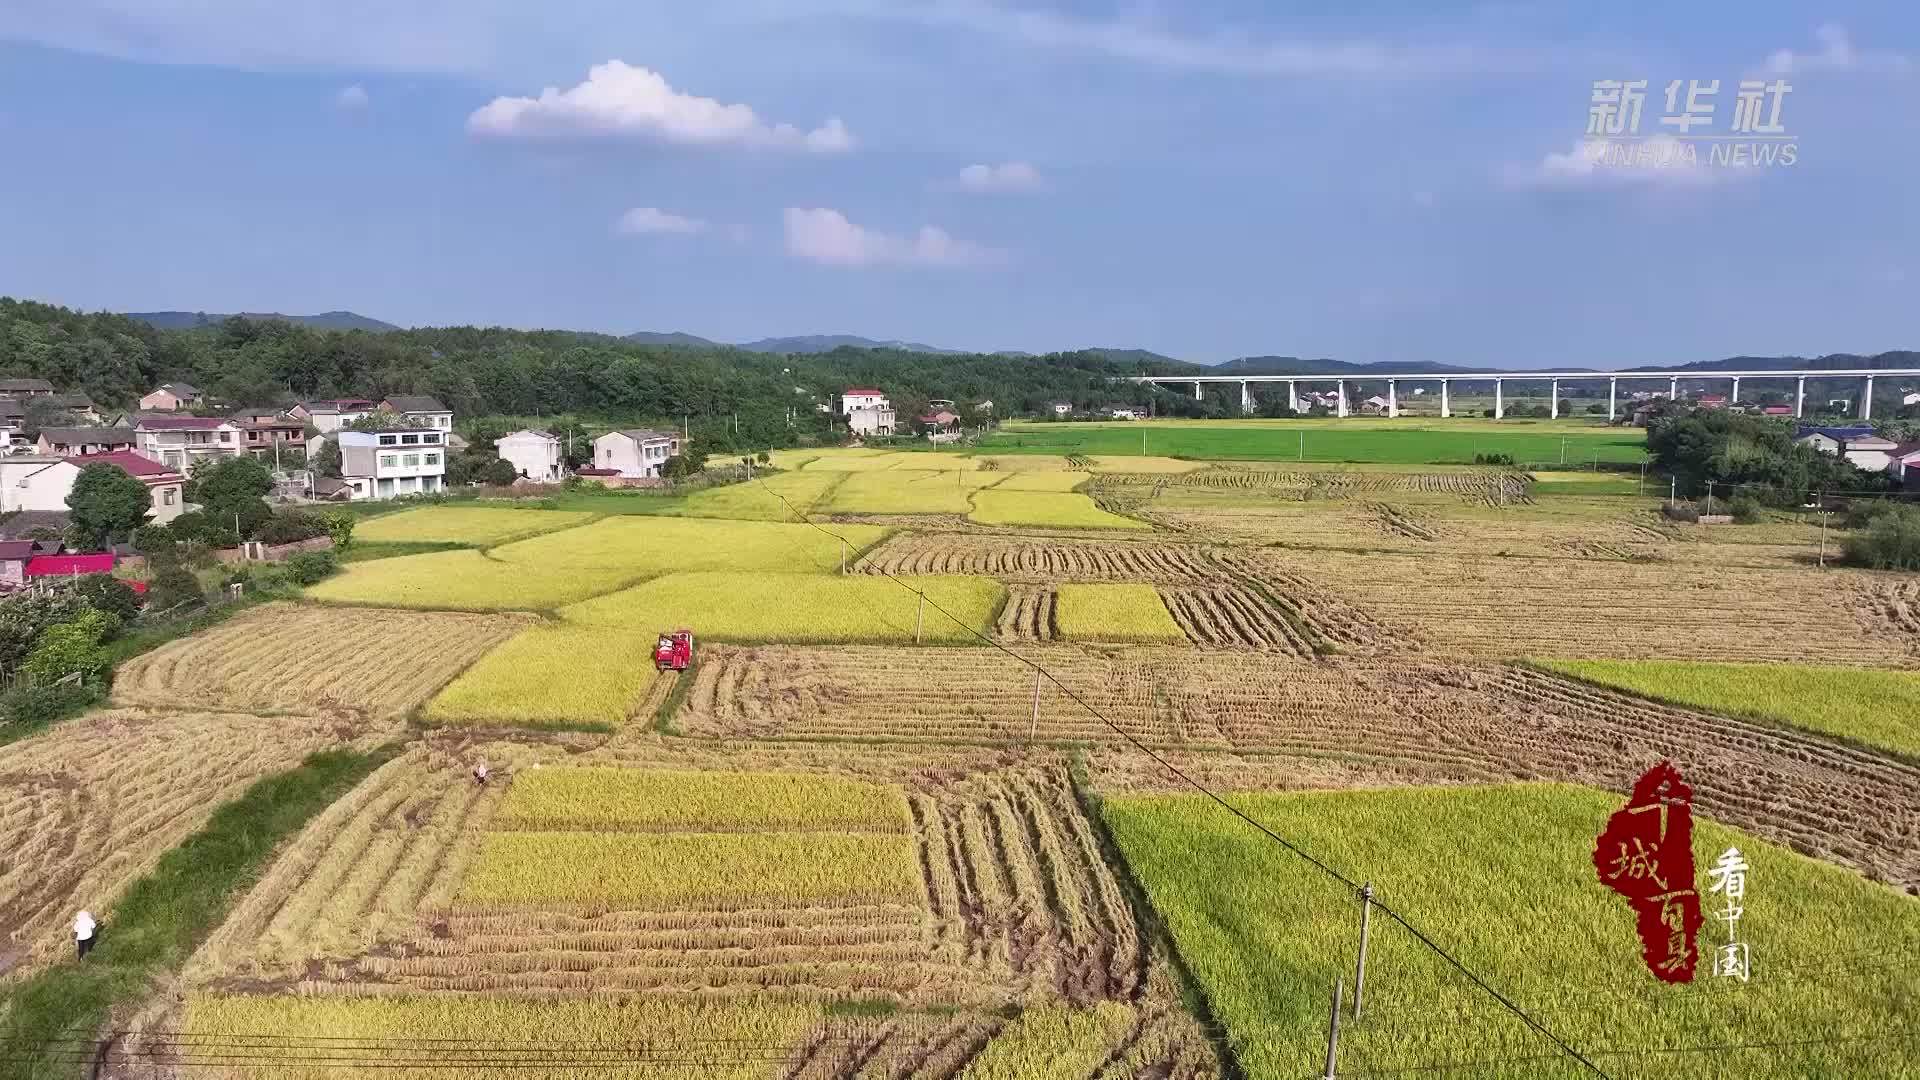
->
xmin=0 ymin=298 xmax=1192 ymax=430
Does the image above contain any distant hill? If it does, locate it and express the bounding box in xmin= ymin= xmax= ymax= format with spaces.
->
xmin=1088 ymin=347 xmax=1183 ymax=367
xmin=736 ymin=334 xmax=959 ymax=355
xmin=129 ymin=310 xmax=399 ymax=332
xmin=1644 ymin=351 xmax=1920 ymax=375
xmin=623 ymin=330 xmax=724 ymax=347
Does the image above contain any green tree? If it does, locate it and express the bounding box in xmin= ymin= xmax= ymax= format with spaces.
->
xmin=196 ymin=455 xmax=275 ymax=538
xmin=66 ymin=463 xmax=151 ymax=549
xmin=22 ymin=608 xmax=120 ymax=683
xmin=481 ymin=458 xmax=518 ymax=486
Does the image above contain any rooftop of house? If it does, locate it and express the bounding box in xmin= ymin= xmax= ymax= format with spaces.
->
xmin=67 ymin=451 xmax=184 ymax=482
xmin=608 ymin=428 xmax=677 ymax=444
xmin=1794 ymin=424 xmax=1877 ymax=439
xmin=0 ymin=540 xmax=37 ymax=561
xmin=0 ymin=510 xmax=70 ymax=541
xmin=0 ymin=399 xmax=25 ymax=418
xmin=504 ymin=429 xmax=558 ymax=441
xmin=298 ymin=398 xmax=377 ymax=413
xmin=841 ymin=387 xmax=886 ymax=396
xmin=338 ymin=428 xmax=445 ymax=441
xmin=134 ymin=414 xmax=232 ymax=430
xmin=382 ymin=394 xmax=450 ymax=413
xmin=38 ymin=426 xmax=135 ymax=446
xmin=0 ymin=378 xmax=54 ymax=393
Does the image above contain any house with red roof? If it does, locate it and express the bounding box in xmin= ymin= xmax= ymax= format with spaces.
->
xmin=67 ymin=452 xmax=186 ymax=524
xmin=835 ymin=388 xmax=895 ymax=437
xmin=127 ymin=414 xmax=242 ymax=471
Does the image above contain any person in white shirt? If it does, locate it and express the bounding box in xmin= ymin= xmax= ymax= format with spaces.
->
xmin=73 ymin=911 xmax=96 ymax=959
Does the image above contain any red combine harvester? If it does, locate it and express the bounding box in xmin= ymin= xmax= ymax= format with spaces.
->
xmin=654 ymin=629 xmax=694 ymax=671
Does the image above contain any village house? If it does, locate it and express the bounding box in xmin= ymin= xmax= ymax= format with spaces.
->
xmin=497 ymin=430 xmax=565 ymax=483
xmin=1048 ymin=401 xmax=1074 ymax=416
xmin=138 ymin=382 xmax=204 ymax=411
xmin=836 ymin=388 xmax=896 ymax=437
xmin=917 ymin=409 xmax=960 ymax=431
xmin=36 ymin=427 xmax=136 ymax=457
xmin=975 ymin=400 xmax=994 ymax=412
xmin=49 ymin=394 xmax=101 ymax=423
xmin=1105 ymin=405 xmax=1145 ymax=420
xmin=0 ymin=456 xmax=80 ymax=513
xmin=290 ymin=398 xmax=377 ymax=433
xmin=238 ymin=415 xmax=307 ymax=458
xmin=380 ymin=395 xmax=454 ymax=431
xmin=1794 ymin=425 xmax=1898 ymax=472
xmin=591 ymin=429 xmax=681 ymax=479
xmin=128 ymin=414 xmax=242 ymax=470
xmin=67 ymin=451 xmax=186 ymax=524
xmin=0 ymin=378 xmax=53 ymax=397
xmin=1903 ymin=390 xmax=1920 ymax=408
xmin=1889 ymin=442 xmax=1920 ymax=485
xmin=1359 ymin=395 xmax=1393 ymax=416
xmin=0 ymin=540 xmax=35 ymax=587
xmin=337 ymin=428 xmax=448 ymax=500
xmin=0 ymin=399 xmax=25 ymax=433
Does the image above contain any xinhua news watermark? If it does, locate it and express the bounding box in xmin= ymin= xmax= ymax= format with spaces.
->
xmin=1585 ymin=79 xmax=1798 ymax=171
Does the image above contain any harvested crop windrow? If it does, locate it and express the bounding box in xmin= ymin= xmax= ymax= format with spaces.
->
xmin=1251 ymin=548 xmax=1910 ymax=666
xmin=1158 ymin=586 xmax=1315 ymax=654
xmin=112 ymin=602 xmax=531 ymax=716
xmin=857 ymin=533 xmax=1223 ymax=583
xmin=1100 ymin=467 xmax=1529 ymax=505
xmin=1370 ymin=502 xmax=1441 ymax=541
xmin=677 ymin=646 xmax=1920 ymax=889
xmin=995 ymin=585 xmax=1057 ymax=642
xmin=183 ymin=744 xmax=1167 ymax=1014
xmin=1 ymin=708 xmax=382 ymax=974
xmin=1854 ymin=577 xmax=1920 ymax=650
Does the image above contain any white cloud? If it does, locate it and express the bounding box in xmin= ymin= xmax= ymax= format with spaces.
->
xmin=615 ymin=207 xmax=708 ymax=235
xmin=886 ymin=1 xmax=1531 ymax=78
xmin=335 ymin=84 xmax=369 ymax=109
xmin=955 ymin=161 xmax=1044 ymax=192
xmin=1504 ymin=136 xmax=1723 ymax=190
xmin=1764 ymin=24 xmax=1910 ymax=76
xmin=782 ymin=207 xmax=1000 ymax=268
xmin=468 ymin=60 xmax=854 ymax=151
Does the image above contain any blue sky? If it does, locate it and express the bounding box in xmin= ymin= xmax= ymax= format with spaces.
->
xmin=0 ymin=2 xmax=1914 ymax=366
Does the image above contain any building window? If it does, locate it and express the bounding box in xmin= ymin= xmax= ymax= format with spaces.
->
xmin=163 ymin=488 xmax=176 ymax=506
xmin=401 ymin=434 xmax=419 ymax=445
xmin=379 ymin=435 xmax=398 ymax=446
xmin=424 ymin=453 xmax=440 ymax=465
xmin=423 ymin=433 xmax=440 ymax=444
xmin=380 ymin=454 xmax=397 ymax=469
xmin=403 ymin=454 xmax=420 ymax=467
xmin=219 ymin=431 xmax=231 ymax=442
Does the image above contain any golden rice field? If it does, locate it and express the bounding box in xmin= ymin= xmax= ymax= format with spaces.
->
xmin=353 ymin=506 xmax=593 ymax=545
xmin=1053 ymin=583 xmax=1187 ymax=643
xmin=559 ymin=571 xmax=1004 ymax=643
xmin=458 ymin=831 xmax=924 ymax=909
xmin=954 ymin=1003 xmax=1137 ymax=1079
xmin=306 ymin=549 xmax=644 ymax=610
xmin=0 ymin=709 xmax=372 ymax=973
xmin=112 ymin=602 xmax=529 ymax=715
xmin=489 ymin=515 xmax=892 ymax=573
xmin=989 ymin=470 xmax=1093 ymax=492
xmin=423 ymin=625 xmax=660 ymax=729
xmin=671 ymin=468 xmax=843 ymax=521
xmin=969 ymin=490 xmax=1149 ymax=529
xmin=178 ymin=995 xmax=821 ymax=1080
xmin=493 ymin=768 xmax=911 ymax=832
xmin=796 ymin=450 xmax=982 ymax=472
xmin=1106 ymin=783 xmax=1920 ymax=1080
xmin=825 ymin=468 xmax=1004 ymax=514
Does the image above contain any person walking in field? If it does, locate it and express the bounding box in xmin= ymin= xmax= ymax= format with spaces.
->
xmin=472 ymin=760 xmax=489 ymax=786
xmin=73 ymin=911 xmax=96 ymax=959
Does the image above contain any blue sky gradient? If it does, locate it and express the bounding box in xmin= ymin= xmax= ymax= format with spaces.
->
xmin=0 ymin=2 xmax=1913 ymax=365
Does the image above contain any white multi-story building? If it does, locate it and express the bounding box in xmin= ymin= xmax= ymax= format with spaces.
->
xmin=836 ymin=387 xmax=896 ymax=437
xmin=497 ymin=429 xmax=564 ymax=483
xmin=129 ymin=414 xmax=243 ymax=470
xmin=290 ymin=398 xmax=378 ymax=433
xmin=592 ymin=429 xmax=680 ymax=478
xmin=380 ymin=395 xmax=454 ymax=432
xmin=337 ymin=428 xmax=447 ymax=500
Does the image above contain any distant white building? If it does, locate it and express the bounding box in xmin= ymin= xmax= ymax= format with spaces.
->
xmin=290 ymin=398 xmax=378 ymax=433
xmin=380 ymin=395 xmax=454 ymax=432
xmin=497 ymin=429 xmax=564 ymax=483
xmin=1048 ymin=401 xmax=1073 ymax=416
xmin=1903 ymin=391 xmax=1920 ymax=407
xmin=337 ymin=428 xmax=448 ymax=500
xmin=591 ymin=429 xmax=681 ymax=479
xmin=1106 ymin=405 xmax=1144 ymax=420
xmin=836 ymin=387 xmax=895 ymax=437
xmin=1794 ymin=427 xmax=1898 ymax=473
xmin=0 ymin=457 xmax=81 ymax=513
xmin=128 ymin=414 xmax=243 ymax=471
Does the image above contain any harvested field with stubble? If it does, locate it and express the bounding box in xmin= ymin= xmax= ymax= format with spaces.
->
xmin=0 ymin=708 xmax=384 ymax=974
xmin=857 ymin=533 xmax=1227 ymax=582
xmin=113 ymin=602 xmax=530 ymax=716
xmin=181 ymin=741 xmax=1202 ymax=1023
xmin=994 ymin=584 xmax=1057 ymax=641
xmin=1159 ymin=585 xmax=1316 ymax=653
xmin=678 ymin=646 xmax=1920 ymax=890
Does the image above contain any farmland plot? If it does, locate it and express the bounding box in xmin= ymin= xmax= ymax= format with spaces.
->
xmin=0 ymin=709 xmax=382 ymax=973
xmin=560 ymin=572 xmax=1003 ymax=644
xmin=305 ymin=549 xmax=644 ymax=610
xmin=1052 ymin=584 xmax=1186 ymax=644
xmin=185 ymin=744 xmax=1185 ymax=1015
xmin=679 ymin=647 xmax=1920 ymax=889
xmin=825 ymin=469 xmax=1004 ymax=514
xmin=353 ymin=506 xmax=593 ymax=545
xmin=969 ymin=490 xmax=1149 ymax=530
xmin=995 ymin=585 xmax=1057 ymax=641
xmin=1106 ymin=784 xmax=1920 ymax=1080
xmin=423 ymin=625 xmax=660 ymax=729
xmin=491 ymin=516 xmax=892 ymax=574
xmin=857 ymin=533 xmax=1226 ymax=582
xmin=113 ymin=602 xmax=530 ymax=716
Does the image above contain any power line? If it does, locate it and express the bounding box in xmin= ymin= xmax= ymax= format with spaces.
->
xmin=747 ymin=472 xmax=1616 ymax=1080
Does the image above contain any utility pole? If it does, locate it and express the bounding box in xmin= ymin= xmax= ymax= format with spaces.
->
xmin=1705 ymin=481 xmax=1714 ymax=517
xmin=1029 ymin=668 xmax=1043 ymax=745
xmin=1670 ymin=475 xmax=1677 ymax=504
xmin=1352 ymin=883 xmax=1375 ymax=1020
xmin=1322 ymin=977 xmax=1344 ymax=1080
xmin=914 ymin=592 xmax=925 ymax=644
xmin=1818 ymin=496 xmax=1829 ymax=568
xmin=1639 ymin=460 xmax=1646 ymax=495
